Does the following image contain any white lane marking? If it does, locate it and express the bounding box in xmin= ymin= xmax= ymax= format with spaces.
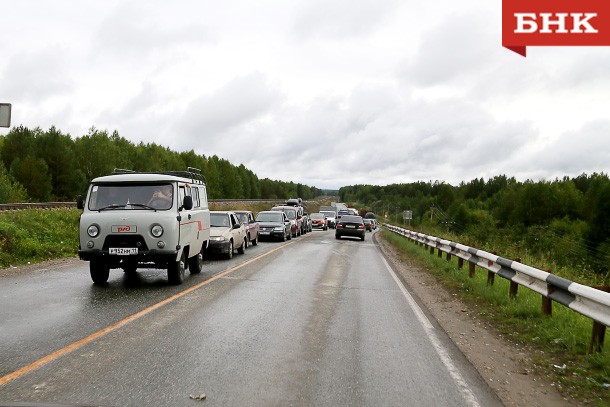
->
xmin=381 ymin=256 xmax=482 ymax=407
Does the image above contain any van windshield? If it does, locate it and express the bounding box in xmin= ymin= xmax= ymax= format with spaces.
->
xmin=89 ymin=183 xmax=174 ymax=211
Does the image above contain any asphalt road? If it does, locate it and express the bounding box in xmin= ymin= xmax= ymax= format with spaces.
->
xmin=0 ymin=229 xmax=503 ymax=407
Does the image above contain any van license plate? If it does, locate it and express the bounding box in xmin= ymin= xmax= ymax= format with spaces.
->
xmin=109 ymin=248 xmax=138 ymax=255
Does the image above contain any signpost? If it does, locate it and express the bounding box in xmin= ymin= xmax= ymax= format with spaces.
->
xmin=403 ymin=210 xmax=412 ymax=226
xmin=0 ymin=103 xmax=11 ymax=128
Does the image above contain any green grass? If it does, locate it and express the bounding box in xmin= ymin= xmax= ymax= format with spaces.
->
xmin=381 ymin=229 xmax=610 ymax=405
xmin=0 ymin=208 xmax=81 ymax=267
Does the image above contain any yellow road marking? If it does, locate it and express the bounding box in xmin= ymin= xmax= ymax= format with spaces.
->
xmin=0 ymin=240 xmax=295 ymax=386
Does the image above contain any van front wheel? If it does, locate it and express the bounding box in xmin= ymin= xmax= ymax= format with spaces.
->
xmin=168 ymin=252 xmax=186 ymax=285
xmin=188 ymin=247 xmax=204 ymax=274
xmin=90 ymin=261 xmax=110 ymax=284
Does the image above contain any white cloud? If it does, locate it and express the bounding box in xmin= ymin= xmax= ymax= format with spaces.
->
xmin=0 ymin=48 xmax=74 ymax=101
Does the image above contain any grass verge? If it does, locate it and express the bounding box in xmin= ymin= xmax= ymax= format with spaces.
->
xmin=380 ymin=229 xmax=610 ymax=406
xmin=0 ymin=208 xmax=81 ymax=268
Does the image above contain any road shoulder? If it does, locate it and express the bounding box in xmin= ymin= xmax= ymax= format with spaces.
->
xmin=374 ymin=232 xmax=576 ymax=407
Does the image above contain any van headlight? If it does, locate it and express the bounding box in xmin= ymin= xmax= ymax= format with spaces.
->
xmin=87 ymin=224 xmax=100 ymax=237
xmin=151 ymin=224 xmax=164 ymax=238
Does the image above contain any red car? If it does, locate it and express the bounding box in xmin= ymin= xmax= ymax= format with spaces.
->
xmin=310 ymin=213 xmax=328 ymax=230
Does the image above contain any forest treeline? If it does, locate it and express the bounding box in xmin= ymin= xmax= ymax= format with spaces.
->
xmin=0 ymin=126 xmax=322 ymax=202
xmin=340 ymin=174 xmax=610 ymax=277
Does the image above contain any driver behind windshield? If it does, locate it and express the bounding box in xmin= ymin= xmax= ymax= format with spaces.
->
xmin=147 ymin=185 xmax=173 ymax=208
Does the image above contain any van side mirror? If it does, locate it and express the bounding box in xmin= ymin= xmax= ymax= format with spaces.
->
xmin=76 ymin=195 xmax=84 ymax=210
xmin=182 ymin=195 xmax=193 ymax=210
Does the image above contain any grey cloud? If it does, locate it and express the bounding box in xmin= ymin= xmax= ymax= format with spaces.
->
xmin=554 ymin=50 xmax=610 ymax=88
xmin=176 ymin=72 xmax=282 ymax=151
xmin=292 ymin=0 xmax=401 ymax=41
xmin=400 ymin=12 xmax=498 ymax=88
xmin=223 ymin=82 xmax=539 ymax=188
xmin=0 ymin=48 xmax=74 ymax=100
xmin=93 ymin=2 xmax=212 ymax=60
xmin=515 ymin=120 xmax=610 ymax=176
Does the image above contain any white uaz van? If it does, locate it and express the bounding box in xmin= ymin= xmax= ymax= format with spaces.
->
xmin=77 ymin=168 xmax=210 ymax=285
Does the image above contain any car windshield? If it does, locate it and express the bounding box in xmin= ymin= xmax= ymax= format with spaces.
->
xmin=256 ymin=212 xmax=282 ymax=222
xmin=210 ymin=213 xmax=231 ymax=227
xmin=89 ymin=183 xmax=173 ymax=211
xmin=311 ymin=213 xmax=325 ymax=219
xmin=237 ymin=213 xmax=249 ymax=224
xmin=283 ymin=209 xmax=296 ymax=219
xmin=320 ymin=211 xmax=335 ymax=217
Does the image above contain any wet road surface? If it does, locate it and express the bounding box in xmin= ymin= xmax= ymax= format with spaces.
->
xmin=0 ymin=229 xmax=503 ymax=406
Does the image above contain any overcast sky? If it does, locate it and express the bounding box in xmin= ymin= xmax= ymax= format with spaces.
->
xmin=1 ymin=1 xmax=610 ymax=189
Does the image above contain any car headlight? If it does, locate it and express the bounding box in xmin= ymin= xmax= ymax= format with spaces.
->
xmin=211 ymin=236 xmax=226 ymax=241
xmin=87 ymin=224 xmax=100 ymax=237
xmin=151 ymin=224 xmax=164 ymax=238
xmin=274 ymin=226 xmax=284 ymax=231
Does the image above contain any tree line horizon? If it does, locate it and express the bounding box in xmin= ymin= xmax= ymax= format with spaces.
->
xmin=339 ymin=173 xmax=610 ymax=277
xmin=0 ymin=125 xmax=327 ymax=203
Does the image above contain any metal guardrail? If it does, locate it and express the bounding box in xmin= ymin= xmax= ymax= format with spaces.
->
xmin=384 ymin=224 xmax=610 ymax=352
xmin=0 ymin=202 xmax=77 ymax=211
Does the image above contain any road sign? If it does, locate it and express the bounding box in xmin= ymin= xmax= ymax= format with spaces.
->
xmin=0 ymin=103 xmax=11 ymax=127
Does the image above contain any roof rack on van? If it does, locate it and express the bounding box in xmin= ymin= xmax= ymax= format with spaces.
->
xmin=160 ymin=167 xmax=207 ymax=185
xmin=110 ymin=167 xmax=207 ymax=184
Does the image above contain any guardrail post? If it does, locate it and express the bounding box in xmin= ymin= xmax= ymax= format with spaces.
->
xmin=437 ymin=248 xmax=442 ymax=258
xmin=430 ymin=245 xmax=434 ymax=254
xmin=458 ymin=258 xmax=464 ymax=269
xmin=590 ymin=321 xmax=606 ymax=353
xmin=542 ymin=273 xmax=553 ymax=316
xmin=469 ymin=262 xmax=476 ymax=278
xmin=542 ymin=295 xmax=552 ymax=316
xmin=509 ymin=281 xmax=519 ymax=299
xmin=509 ymin=258 xmax=521 ymax=299
xmin=589 ymin=286 xmax=610 ymax=352
xmin=486 ymin=258 xmax=494 ymax=285
xmin=446 ymin=252 xmax=451 ymax=261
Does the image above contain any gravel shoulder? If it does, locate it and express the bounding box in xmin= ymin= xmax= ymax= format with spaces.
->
xmin=374 ymin=232 xmax=577 ymax=407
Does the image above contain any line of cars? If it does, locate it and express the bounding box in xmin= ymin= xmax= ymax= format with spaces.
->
xmin=208 ymin=199 xmax=314 ymax=257
xmin=76 ymin=168 xmax=376 ymax=286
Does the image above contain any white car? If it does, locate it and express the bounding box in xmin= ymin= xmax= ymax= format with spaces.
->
xmin=207 ymin=211 xmax=248 ymax=259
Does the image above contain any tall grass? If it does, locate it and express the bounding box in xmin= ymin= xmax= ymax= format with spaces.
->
xmin=381 ymin=229 xmax=610 ymax=405
xmin=0 ymin=209 xmax=81 ymax=267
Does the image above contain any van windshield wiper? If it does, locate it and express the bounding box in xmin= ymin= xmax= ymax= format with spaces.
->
xmin=98 ymin=204 xmax=126 ymax=211
xmin=129 ymin=203 xmax=158 ymax=211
